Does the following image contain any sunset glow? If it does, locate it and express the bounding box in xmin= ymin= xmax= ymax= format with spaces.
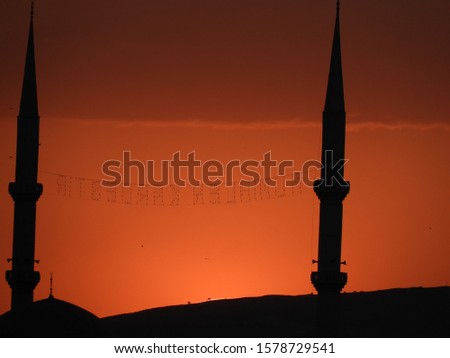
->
xmin=0 ymin=1 xmax=449 ymax=317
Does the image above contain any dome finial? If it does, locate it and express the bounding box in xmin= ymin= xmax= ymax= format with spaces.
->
xmin=49 ymin=272 xmax=54 ymax=298
xmin=31 ymin=1 xmax=34 ymax=20
xmin=337 ymin=0 xmax=340 ymax=12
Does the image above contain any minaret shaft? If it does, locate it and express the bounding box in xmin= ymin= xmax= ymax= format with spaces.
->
xmin=317 ymin=201 xmax=344 ymax=273
xmin=6 ymin=3 xmax=42 ymax=310
xmin=311 ymin=1 xmax=349 ymax=296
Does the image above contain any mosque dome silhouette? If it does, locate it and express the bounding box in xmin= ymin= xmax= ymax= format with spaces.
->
xmin=0 ymin=295 xmax=108 ymax=337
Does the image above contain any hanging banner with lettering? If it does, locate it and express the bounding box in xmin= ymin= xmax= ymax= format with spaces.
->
xmin=39 ymin=171 xmax=302 ymax=207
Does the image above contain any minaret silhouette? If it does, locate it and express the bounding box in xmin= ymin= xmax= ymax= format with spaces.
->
xmin=310 ymin=0 xmax=350 ymax=337
xmin=6 ymin=1 xmax=43 ymax=310
xmin=311 ymin=0 xmax=349 ymax=296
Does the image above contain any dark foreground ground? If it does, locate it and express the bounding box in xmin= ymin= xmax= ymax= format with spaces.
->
xmin=103 ymin=287 xmax=450 ymax=337
xmin=1 ymin=286 xmax=449 ymax=337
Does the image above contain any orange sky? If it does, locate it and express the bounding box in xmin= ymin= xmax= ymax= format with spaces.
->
xmin=0 ymin=1 xmax=449 ymax=317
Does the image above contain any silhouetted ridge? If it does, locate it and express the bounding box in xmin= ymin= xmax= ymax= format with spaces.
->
xmin=102 ymin=287 xmax=450 ymax=338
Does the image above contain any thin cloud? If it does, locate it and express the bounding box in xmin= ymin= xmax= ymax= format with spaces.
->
xmin=347 ymin=121 xmax=450 ymax=132
xmin=51 ymin=116 xmax=450 ymax=132
xmin=52 ymin=117 xmax=320 ymax=131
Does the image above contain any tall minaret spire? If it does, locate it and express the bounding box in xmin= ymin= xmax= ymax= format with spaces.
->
xmin=6 ymin=1 xmax=43 ymax=310
xmin=311 ymin=0 xmax=350 ymax=296
xmin=324 ymin=0 xmax=344 ymax=114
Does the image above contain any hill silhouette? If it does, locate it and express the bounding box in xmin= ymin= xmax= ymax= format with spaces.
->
xmin=1 ymin=286 xmax=448 ymax=337
xmin=103 ymin=286 xmax=450 ymax=337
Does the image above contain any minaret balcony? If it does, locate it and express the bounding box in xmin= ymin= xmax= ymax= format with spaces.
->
xmin=313 ymin=179 xmax=349 ymax=202
xmin=6 ymin=270 xmax=40 ymax=291
xmin=311 ymin=271 xmax=347 ymax=294
xmin=8 ymin=182 xmax=43 ymax=202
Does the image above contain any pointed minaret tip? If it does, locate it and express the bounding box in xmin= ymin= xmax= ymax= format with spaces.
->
xmin=19 ymin=0 xmax=39 ymax=118
xmin=324 ymin=0 xmax=345 ymax=113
